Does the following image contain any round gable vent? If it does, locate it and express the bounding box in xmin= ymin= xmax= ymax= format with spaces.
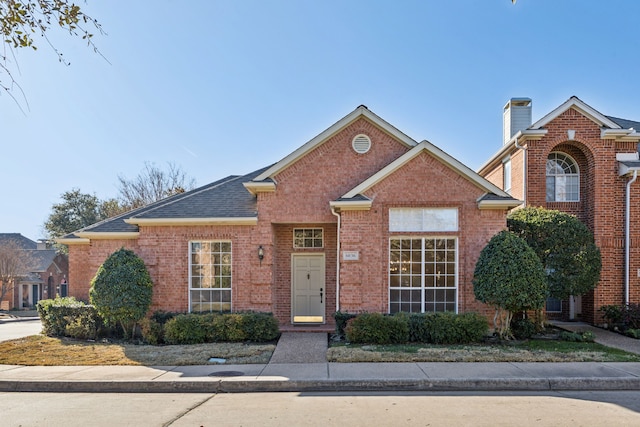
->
xmin=352 ymin=134 xmax=371 ymax=154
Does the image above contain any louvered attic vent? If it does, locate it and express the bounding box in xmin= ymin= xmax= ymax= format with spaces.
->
xmin=352 ymin=134 xmax=371 ymax=154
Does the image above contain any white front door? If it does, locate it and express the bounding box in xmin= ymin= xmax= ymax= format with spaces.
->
xmin=292 ymin=254 xmax=325 ymax=323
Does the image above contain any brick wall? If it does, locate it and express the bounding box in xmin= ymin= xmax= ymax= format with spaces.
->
xmin=480 ymin=107 xmax=640 ymax=324
xmin=339 ymin=151 xmax=506 ymax=319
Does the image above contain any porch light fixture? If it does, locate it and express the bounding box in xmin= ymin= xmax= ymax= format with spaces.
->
xmin=258 ymin=245 xmax=264 ymax=265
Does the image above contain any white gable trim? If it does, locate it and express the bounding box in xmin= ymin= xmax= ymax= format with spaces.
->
xmin=253 ymin=106 xmax=418 ymax=182
xmin=531 ymin=96 xmax=621 ymax=130
xmin=341 ymin=140 xmax=511 ymax=200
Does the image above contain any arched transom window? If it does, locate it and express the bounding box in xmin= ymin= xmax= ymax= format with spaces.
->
xmin=546 ymin=152 xmax=579 ymax=202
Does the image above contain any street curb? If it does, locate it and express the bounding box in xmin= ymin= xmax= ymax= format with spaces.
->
xmin=3 ymin=377 xmax=640 ymax=393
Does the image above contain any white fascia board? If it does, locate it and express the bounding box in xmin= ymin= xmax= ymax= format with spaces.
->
xmin=329 ymin=200 xmax=372 ymax=211
xmin=124 ymin=217 xmax=257 ymax=226
xmin=254 ymin=106 xmax=418 ymax=182
xmin=531 ymin=97 xmax=620 ymax=130
xmin=243 ymin=181 xmax=276 ymax=195
xmin=74 ymin=232 xmax=140 ymax=240
xmin=602 ymin=129 xmax=640 ymax=141
xmin=55 ymin=237 xmax=91 ymax=245
xmin=477 ymin=198 xmax=523 ymax=210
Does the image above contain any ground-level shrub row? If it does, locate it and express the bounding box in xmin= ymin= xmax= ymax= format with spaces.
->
xmin=36 ymin=297 xmax=280 ymax=344
xmin=337 ymin=311 xmax=488 ymax=345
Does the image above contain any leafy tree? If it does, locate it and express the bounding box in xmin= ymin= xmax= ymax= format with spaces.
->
xmin=507 ymin=207 xmax=601 ymax=301
xmin=473 ymin=230 xmax=547 ymax=339
xmin=89 ymin=247 xmax=153 ymax=338
xmin=116 ymin=162 xmax=196 ymax=210
xmin=44 ymin=189 xmax=108 ymax=240
xmin=0 ymin=239 xmax=31 ymax=310
xmin=1 ymin=0 xmax=104 ymax=109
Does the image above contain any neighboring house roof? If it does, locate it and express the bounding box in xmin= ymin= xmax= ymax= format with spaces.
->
xmin=252 ymin=105 xmax=418 ymax=182
xmin=0 ymin=233 xmax=36 ymax=249
xmin=0 ymin=233 xmax=62 ymax=278
xmin=59 ymin=167 xmax=271 ymax=242
xmin=23 ymin=249 xmax=60 ymax=273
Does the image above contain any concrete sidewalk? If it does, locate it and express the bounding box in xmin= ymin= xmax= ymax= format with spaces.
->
xmin=3 ymin=361 xmax=640 ymax=393
xmin=3 ymin=321 xmax=640 ymax=393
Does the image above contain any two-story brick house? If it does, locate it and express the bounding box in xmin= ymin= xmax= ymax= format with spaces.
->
xmin=60 ymin=106 xmax=519 ymax=329
xmin=479 ymin=97 xmax=640 ymax=324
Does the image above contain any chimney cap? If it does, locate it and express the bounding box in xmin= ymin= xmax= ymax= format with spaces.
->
xmin=504 ymin=98 xmax=532 ymax=111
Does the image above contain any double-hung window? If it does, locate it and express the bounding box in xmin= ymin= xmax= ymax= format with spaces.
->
xmin=189 ymin=241 xmax=232 ymax=312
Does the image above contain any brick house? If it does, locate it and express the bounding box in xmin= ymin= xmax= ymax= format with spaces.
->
xmin=60 ymin=106 xmax=519 ymax=329
xmin=0 ymin=233 xmax=68 ymax=310
xmin=479 ymin=96 xmax=640 ymax=324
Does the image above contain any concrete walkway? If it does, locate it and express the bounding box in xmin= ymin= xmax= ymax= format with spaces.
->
xmin=268 ymin=332 xmax=327 ymax=364
xmin=3 ymin=320 xmax=640 ymax=393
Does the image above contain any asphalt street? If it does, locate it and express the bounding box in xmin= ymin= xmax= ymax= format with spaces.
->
xmin=1 ymin=391 xmax=640 ymax=426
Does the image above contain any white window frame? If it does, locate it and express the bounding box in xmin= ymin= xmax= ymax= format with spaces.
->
xmin=503 ymin=156 xmax=512 ymax=194
xmin=388 ymin=237 xmax=458 ymax=313
xmin=546 ymin=152 xmax=580 ymax=202
xmin=188 ymin=240 xmax=232 ymax=313
xmin=293 ymin=228 xmax=324 ymax=249
xmin=389 ymin=208 xmax=458 ymax=232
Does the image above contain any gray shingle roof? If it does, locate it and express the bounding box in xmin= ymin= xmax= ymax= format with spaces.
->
xmin=0 ymin=233 xmax=36 ymax=249
xmin=66 ymin=166 xmax=272 ymax=236
xmin=606 ymin=116 xmax=640 ymax=130
xmin=23 ymin=249 xmax=58 ymax=272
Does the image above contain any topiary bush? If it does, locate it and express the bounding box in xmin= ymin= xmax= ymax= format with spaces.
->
xmin=473 ymin=230 xmax=547 ymax=339
xmin=89 ymin=248 xmax=153 ymax=339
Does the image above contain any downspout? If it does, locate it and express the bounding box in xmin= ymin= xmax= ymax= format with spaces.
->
xmin=514 ymin=135 xmax=527 ymax=206
xmin=331 ymin=207 xmax=341 ymax=312
xmin=625 ymin=170 xmax=638 ymax=305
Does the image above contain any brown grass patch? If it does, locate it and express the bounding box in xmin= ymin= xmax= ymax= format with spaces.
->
xmin=0 ymin=335 xmax=275 ymax=366
xmin=327 ymin=343 xmax=640 ymax=363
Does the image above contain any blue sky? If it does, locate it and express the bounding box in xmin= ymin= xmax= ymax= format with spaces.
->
xmin=2 ymin=0 xmax=640 ymax=240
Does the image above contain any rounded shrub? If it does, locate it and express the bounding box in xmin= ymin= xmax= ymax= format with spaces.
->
xmin=89 ymin=248 xmax=153 ymax=338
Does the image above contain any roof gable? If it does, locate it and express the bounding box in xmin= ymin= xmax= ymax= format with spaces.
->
xmin=334 ymin=140 xmax=520 ymax=210
xmin=253 ymin=105 xmax=418 ymax=182
xmin=342 ymin=140 xmax=510 ymax=199
xmin=531 ymin=96 xmax=621 ymax=130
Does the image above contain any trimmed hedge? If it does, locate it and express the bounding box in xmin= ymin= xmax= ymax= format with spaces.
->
xmin=37 ymin=297 xmax=100 ymax=339
xmin=162 ymin=312 xmax=280 ymax=345
xmin=341 ymin=311 xmax=488 ymax=345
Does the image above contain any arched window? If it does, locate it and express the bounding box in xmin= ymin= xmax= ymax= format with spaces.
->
xmin=546 ymin=152 xmax=579 ymax=202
